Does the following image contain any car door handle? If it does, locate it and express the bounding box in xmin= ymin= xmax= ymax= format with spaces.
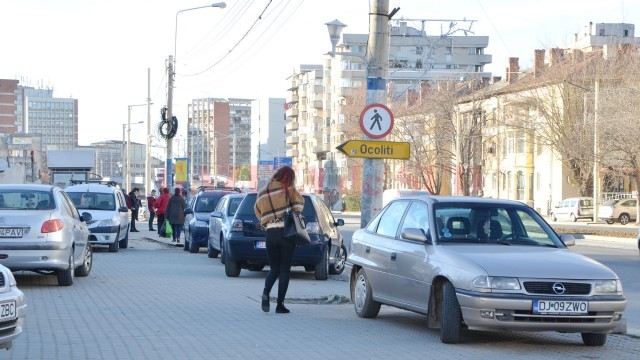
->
xmin=390 ymin=252 xmax=397 ymax=261
xmin=365 ymin=246 xmax=370 ymax=254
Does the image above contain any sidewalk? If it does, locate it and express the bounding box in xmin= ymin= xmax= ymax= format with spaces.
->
xmin=128 ymin=221 xmax=184 ymax=247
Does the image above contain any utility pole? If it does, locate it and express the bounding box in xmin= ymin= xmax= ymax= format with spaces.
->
xmin=146 ymin=68 xmax=152 ymax=195
xmin=593 ymin=80 xmax=600 ymax=223
xmin=166 ymin=55 xmax=174 ymax=190
xmin=361 ymin=0 xmax=390 ymax=227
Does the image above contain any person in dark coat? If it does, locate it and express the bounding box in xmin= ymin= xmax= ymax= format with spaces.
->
xmin=146 ymin=190 xmax=157 ymax=231
xmin=128 ymin=188 xmax=141 ymax=232
xmin=164 ymin=187 xmax=186 ymax=243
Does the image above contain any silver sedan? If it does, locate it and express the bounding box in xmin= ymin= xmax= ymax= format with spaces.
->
xmin=0 ymin=184 xmax=93 ymax=286
xmin=347 ymin=195 xmax=626 ymax=346
xmin=0 ymin=264 xmax=26 ymax=350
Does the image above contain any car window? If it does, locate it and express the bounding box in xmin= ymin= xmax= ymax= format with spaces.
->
xmin=301 ymin=196 xmax=318 ymax=222
xmin=376 ymin=200 xmax=410 ymax=238
xmin=400 ymin=200 xmax=429 ymax=239
xmin=580 ymin=199 xmax=593 ymax=207
xmin=0 ymin=189 xmax=55 ymax=210
xmin=236 ymin=194 xmax=257 ymax=217
xmin=67 ymin=192 xmax=116 ymax=210
xmin=621 ymin=200 xmax=635 ymax=207
xmin=365 ymin=207 xmax=385 ymax=232
xmin=195 ymin=195 xmax=223 ymax=212
xmin=215 ymin=197 xmax=227 ymax=212
xmin=228 ymin=197 xmax=243 ymax=216
xmin=317 ymin=198 xmax=335 ymax=225
xmin=59 ymin=191 xmax=81 ymax=220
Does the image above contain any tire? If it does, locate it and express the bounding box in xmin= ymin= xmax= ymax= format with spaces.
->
xmin=183 ymin=238 xmax=189 ymax=251
xmin=74 ymin=244 xmax=93 ymax=277
xmin=351 ymin=268 xmax=381 ymax=318
xmin=570 ymin=213 xmax=577 ymax=222
xmin=605 ymin=220 xmax=614 ymax=225
xmin=220 ymin=240 xmax=226 ymax=264
xmin=551 ymin=213 xmax=557 ymax=222
xmin=224 ymin=250 xmax=241 ymax=277
xmin=581 ymin=333 xmax=607 ymax=346
xmin=189 ymin=238 xmax=199 ymax=253
xmin=329 ymin=245 xmax=347 ymax=275
xmin=314 ymin=247 xmax=329 ymax=280
xmin=619 ymin=214 xmax=630 ymax=225
xmin=207 ymin=241 xmax=220 ymax=258
xmin=108 ymin=236 xmax=119 ymax=253
xmin=57 ymin=251 xmax=75 ymax=286
xmin=440 ymin=281 xmax=462 ymax=344
xmin=119 ymin=226 xmax=130 ymax=249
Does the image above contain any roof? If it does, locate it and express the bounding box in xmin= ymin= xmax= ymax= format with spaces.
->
xmin=65 ymin=183 xmax=119 ymax=194
xmin=398 ymin=195 xmax=531 ymax=207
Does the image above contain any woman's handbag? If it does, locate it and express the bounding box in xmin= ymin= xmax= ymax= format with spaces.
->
xmin=164 ymin=220 xmax=173 ymax=237
xmin=284 ymin=210 xmax=311 ymax=246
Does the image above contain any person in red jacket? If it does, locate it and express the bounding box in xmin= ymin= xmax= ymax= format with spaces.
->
xmin=154 ymin=187 xmax=171 ymax=236
xmin=146 ymin=190 xmax=157 ymax=231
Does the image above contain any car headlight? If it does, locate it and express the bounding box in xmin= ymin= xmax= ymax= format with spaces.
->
xmin=97 ymin=219 xmax=117 ymax=227
xmin=593 ymin=280 xmax=623 ymax=294
xmin=472 ymin=276 xmax=521 ymax=291
xmin=195 ymin=220 xmax=208 ymax=228
xmin=7 ymin=270 xmax=17 ymax=287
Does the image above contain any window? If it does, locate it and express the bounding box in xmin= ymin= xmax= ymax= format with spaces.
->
xmin=446 ymin=47 xmax=452 ymax=55
xmin=516 ymin=171 xmax=525 ymax=200
xmin=599 ymin=29 xmax=605 ymax=36
xmin=416 ymin=46 xmax=423 ymax=55
xmin=376 ymin=200 xmax=410 ymax=237
xmin=400 ymin=201 xmax=429 ymax=239
xmin=516 ymin=131 xmax=526 ymax=153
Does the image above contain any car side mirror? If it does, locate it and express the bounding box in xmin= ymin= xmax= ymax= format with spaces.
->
xmin=118 ymin=206 xmax=129 ymax=212
xmin=80 ymin=212 xmax=92 ymax=222
xmin=211 ymin=211 xmax=223 ymax=218
xmin=401 ymin=228 xmax=431 ymax=244
xmin=559 ymin=234 xmax=576 ymax=246
xmin=184 ymin=208 xmax=193 ymax=215
xmin=335 ymin=219 xmax=345 ymax=226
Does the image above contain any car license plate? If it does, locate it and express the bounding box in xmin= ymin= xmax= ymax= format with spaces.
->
xmin=533 ymin=300 xmax=588 ymax=314
xmin=0 ymin=301 xmax=17 ymax=321
xmin=0 ymin=228 xmax=23 ymax=238
xmin=256 ymin=241 xmax=266 ymax=249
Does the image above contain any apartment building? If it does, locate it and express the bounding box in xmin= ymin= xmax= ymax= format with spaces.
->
xmin=251 ymin=98 xmax=286 ymax=190
xmin=187 ymin=98 xmax=230 ymax=185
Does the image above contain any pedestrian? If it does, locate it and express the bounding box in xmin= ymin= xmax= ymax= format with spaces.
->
xmin=155 ymin=187 xmax=171 ymax=236
xmin=147 ymin=189 xmax=157 ymax=231
xmin=254 ymin=166 xmax=304 ymax=314
xmin=165 ymin=187 xmax=186 ymax=243
xmin=128 ymin=187 xmax=141 ymax=232
xmin=341 ymin=194 xmax=346 ymax=213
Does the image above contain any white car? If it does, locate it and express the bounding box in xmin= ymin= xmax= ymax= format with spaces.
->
xmin=65 ymin=181 xmax=131 ymax=252
xmin=0 ymin=264 xmax=26 ymax=350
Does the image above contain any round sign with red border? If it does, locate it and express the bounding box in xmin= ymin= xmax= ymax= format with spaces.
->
xmin=359 ymin=103 xmax=394 ymax=139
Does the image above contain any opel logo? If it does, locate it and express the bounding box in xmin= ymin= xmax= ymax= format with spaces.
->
xmin=552 ymin=282 xmax=566 ymax=294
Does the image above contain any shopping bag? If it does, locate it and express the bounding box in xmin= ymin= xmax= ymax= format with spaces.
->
xmin=165 ymin=220 xmax=173 ymax=237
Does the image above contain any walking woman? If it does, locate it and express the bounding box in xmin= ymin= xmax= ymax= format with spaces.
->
xmin=254 ymin=166 xmax=304 ymax=314
xmin=165 ymin=187 xmax=187 ymax=243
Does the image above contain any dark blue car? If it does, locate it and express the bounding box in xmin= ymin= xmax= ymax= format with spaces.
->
xmin=183 ymin=189 xmax=236 ymax=253
xmin=223 ymin=193 xmax=346 ymax=280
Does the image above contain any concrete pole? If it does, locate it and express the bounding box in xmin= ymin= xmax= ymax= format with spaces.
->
xmin=361 ymin=0 xmax=390 ymax=227
xmin=126 ymin=105 xmax=132 ymax=192
xmin=232 ymin=133 xmax=237 ymax=187
xmin=166 ymin=55 xmax=174 ymax=190
xmin=593 ymin=80 xmax=600 ymax=222
xmin=146 ymin=68 xmax=152 ymax=195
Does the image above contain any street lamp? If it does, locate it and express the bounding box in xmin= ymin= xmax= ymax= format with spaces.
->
xmin=124 ymin=104 xmax=145 ymax=192
xmin=166 ymin=2 xmax=226 ymax=190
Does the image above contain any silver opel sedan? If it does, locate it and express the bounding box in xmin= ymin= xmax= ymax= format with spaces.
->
xmin=347 ymin=196 xmax=626 ymax=346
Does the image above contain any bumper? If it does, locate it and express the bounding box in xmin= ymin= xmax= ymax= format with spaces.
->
xmin=189 ymin=227 xmax=209 ymax=245
xmin=226 ymin=234 xmax=327 ymax=265
xmin=456 ymin=290 xmax=627 ymax=333
xmin=0 ymin=288 xmax=27 ymax=350
xmin=0 ymin=247 xmax=72 ymax=271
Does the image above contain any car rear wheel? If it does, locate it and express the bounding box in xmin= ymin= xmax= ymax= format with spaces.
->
xmin=618 ymin=214 xmax=630 ymax=225
xmin=207 ymin=240 xmax=220 ymax=258
xmin=224 ymin=250 xmax=241 ymax=277
xmin=329 ymin=245 xmax=347 ymax=275
xmin=570 ymin=213 xmax=577 ymax=222
xmin=74 ymin=244 xmax=92 ymax=277
xmin=57 ymin=251 xmax=75 ymax=286
xmin=352 ymin=268 xmax=380 ymax=318
xmin=581 ymin=332 xmax=607 ymax=346
xmin=440 ymin=281 xmax=462 ymax=344
xmin=314 ymin=247 xmax=329 ymax=280
xmin=119 ymin=226 xmax=130 ymax=249
xmin=605 ymin=220 xmax=614 ymax=225
xmin=189 ymin=238 xmax=199 ymax=253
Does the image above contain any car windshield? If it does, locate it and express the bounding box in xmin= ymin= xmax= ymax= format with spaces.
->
xmin=434 ymin=203 xmax=560 ymax=247
xmin=602 ymin=199 xmax=619 ymax=206
xmin=0 ymin=190 xmax=55 ymax=210
xmin=67 ymin=192 xmax=116 ymax=210
xmin=227 ymin=197 xmax=244 ymax=216
xmin=195 ymin=195 xmax=223 ymax=212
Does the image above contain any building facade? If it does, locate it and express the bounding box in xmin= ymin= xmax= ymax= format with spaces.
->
xmin=251 ymin=98 xmax=286 ymax=190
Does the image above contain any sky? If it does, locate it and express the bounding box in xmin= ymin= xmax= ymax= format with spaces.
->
xmin=1 ymin=0 xmax=638 ymax=154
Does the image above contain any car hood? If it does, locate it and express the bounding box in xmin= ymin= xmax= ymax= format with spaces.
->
xmin=80 ymin=210 xmax=116 ymax=221
xmin=439 ymin=245 xmax=618 ymax=280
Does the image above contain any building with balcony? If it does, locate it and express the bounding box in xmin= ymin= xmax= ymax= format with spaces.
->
xmin=251 ymin=98 xmax=286 ymax=190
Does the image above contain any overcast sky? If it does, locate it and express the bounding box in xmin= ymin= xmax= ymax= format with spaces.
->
xmin=1 ymin=0 xmax=637 ymax=153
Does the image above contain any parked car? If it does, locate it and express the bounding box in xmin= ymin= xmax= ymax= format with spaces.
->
xmin=347 ymin=195 xmax=626 ymax=346
xmin=65 ymin=180 xmax=131 ymax=251
xmin=183 ymin=189 xmax=237 ymax=253
xmin=0 ymin=264 xmax=27 ymax=351
xmin=550 ymin=197 xmax=594 ymax=222
xmin=0 ymin=184 xmax=93 ymax=286
xmin=599 ymin=198 xmax=637 ymax=225
xmin=223 ymin=193 xmax=347 ymax=280
xmin=208 ymin=193 xmax=247 ymax=259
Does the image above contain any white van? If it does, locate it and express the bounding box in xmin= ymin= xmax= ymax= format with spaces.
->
xmin=382 ymin=189 xmax=430 ymax=207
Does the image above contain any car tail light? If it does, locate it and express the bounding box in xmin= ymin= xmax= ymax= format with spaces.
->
xmin=305 ymin=221 xmax=320 ymax=235
xmin=231 ymin=219 xmax=244 ymax=232
xmin=41 ymin=219 xmax=64 ymax=233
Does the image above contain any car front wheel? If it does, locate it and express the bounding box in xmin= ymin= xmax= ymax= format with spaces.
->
xmin=314 ymin=247 xmax=329 ymax=280
xmin=329 ymin=245 xmax=347 ymax=275
xmin=207 ymin=240 xmax=219 ymax=258
xmin=581 ymin=332 xmax=607 ymax=346
xmin=570 ymin=213 xmax=577 ymax=222
xmin=440 ymin=281 xmax=462 ymax=344
xmin=619 ymin=214 xmax=630 ymax=225
xmin=352 ymin=268 xmax=381 ymax=318
xmin=119 ymin=226 xmax=129 ymax=249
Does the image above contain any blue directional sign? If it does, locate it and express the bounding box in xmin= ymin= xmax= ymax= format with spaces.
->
xmin=273 ymin=157 xmax=292 ymax=169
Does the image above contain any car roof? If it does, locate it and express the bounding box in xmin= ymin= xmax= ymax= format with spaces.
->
xmin=397 ymin=195 xmax=530 ymax=207
xmin=65 ymin=184 xmax=119 ymax=193
xmin=0 ymin=184 xmax=56 ymax=191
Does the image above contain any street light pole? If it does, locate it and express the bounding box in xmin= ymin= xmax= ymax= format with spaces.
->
xmin=166 ymin=2 xmax=226 ymax=191
xmin=127 ymin=105 xmax=146 ymax=192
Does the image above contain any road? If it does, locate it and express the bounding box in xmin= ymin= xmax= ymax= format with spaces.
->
xmin=4 ymin=218 xmax=639 ymax=359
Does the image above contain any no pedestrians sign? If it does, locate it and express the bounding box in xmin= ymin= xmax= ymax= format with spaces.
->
xmin=359 ymin=103 xmax=394 ymax=139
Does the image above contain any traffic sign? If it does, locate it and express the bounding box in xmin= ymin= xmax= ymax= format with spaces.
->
xmin=359 ymin=103 xmax=394 ymax=139
xmin=336 ymin=140 xmax=410 ymax=160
